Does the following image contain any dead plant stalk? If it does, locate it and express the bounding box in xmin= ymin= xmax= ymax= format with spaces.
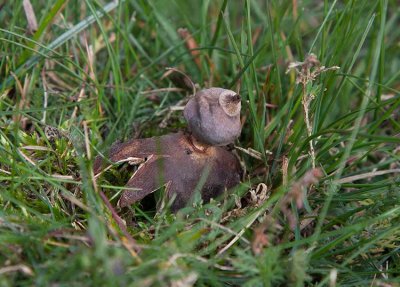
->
xmin=287 ymin=54 xmax=339 ymax=168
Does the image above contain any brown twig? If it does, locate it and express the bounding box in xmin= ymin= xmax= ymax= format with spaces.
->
xmin=98 ymin=190 xmax=142 ymax=256
xmin=177 ymin=28 xmax=201 ymax=69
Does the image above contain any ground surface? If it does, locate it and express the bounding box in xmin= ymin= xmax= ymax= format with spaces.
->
xmin=1 ymin=0 xmax=400 ymax=286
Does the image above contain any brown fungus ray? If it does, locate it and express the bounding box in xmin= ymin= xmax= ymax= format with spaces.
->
xmin=94 ymin=132 xmax=242 ymax=212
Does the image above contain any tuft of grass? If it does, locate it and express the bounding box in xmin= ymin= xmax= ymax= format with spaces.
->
xmin=1 ymin=0 xmax=400 ymax=286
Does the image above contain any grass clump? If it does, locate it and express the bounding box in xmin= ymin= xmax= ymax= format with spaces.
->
xmin=1 ymin=0 xmax=400 ymax=286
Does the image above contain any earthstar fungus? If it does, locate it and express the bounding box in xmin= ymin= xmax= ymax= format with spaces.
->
xmin=94 ymin=88 xmax=242 ymax=211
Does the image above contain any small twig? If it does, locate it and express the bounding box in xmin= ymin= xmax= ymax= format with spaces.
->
xmin=83 ymin=121 xmax=91 ymax=160
xmin=0 ymin=169 xmax=11 ymax=175
xmin=162 ymin=67 xmax=196 ymax=96
xmin=71 ymin=86 xmax=85 ymax=120
xmin=282 ymin=156 xmax=289 ymax=186
xmin=234 ymin=146 xmax=264 ymax=161
xmin=217 ymin=210 xmax=263 ymax=256
xmin=0 ymin=264 xmax=34 ymax=276
xmin=17 ymin=148 xmax=36 ymax=166
xmin=51 ymin=174 xmax=75 ymax=180
xmin=197 ymin=218 xmax=250 ymax=244
xmin=93 ymin=156 xmax=145 ymax=179
xmin=336 ymin=169 xmax=400 ymax=184
xmin=60 ymin=192 xmax=91 ymax=212
xmin=21 ymin=145 xmax=52 ymax=151
xmin=302 ymin=85 xmax=316 ymax=168
xmin=98 ymin=190 xmax=142 ymax=256
xmin=158 ymin=98 xmax=186 ymax=128
xmin=10 ymin=72 xmax=30 ymax=129
xmin=287 ymin=54 xmax=339 ymax=168
xmin=41 ymin=69 xmax=48 ymax=123
xmin=140 ymin=87 xmax=185 ymax=95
